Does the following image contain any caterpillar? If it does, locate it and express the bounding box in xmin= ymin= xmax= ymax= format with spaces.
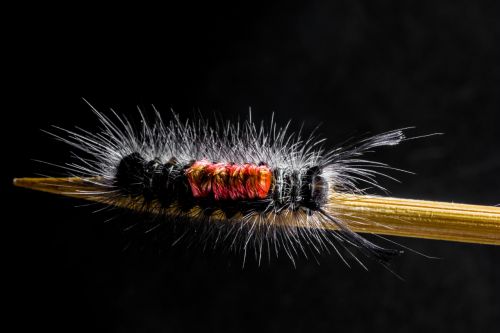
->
xmin=42 ymin=103 xmax=410 ymax=268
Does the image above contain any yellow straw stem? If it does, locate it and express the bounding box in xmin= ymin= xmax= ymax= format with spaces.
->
xmin=13 ymin=177 xmax=500 ymax=246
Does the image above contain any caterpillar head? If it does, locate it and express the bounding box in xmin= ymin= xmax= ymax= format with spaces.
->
xmin=301 ymin=166 xmax=328 ymax=211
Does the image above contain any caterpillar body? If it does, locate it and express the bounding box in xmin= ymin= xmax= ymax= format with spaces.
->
xmin=47 ymin=104 xmax=408 ymax=267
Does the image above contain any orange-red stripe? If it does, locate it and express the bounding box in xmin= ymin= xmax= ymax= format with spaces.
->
xmin=185 ymin=160 xmax=272 ymax=200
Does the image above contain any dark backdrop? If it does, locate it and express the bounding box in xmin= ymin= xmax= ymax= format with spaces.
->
xmin=4 ymin=1 xmax=499 ymax=332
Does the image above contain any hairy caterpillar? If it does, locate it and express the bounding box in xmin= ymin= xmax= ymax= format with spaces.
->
xmin=42 ymin=102 xmax=412 ymax=268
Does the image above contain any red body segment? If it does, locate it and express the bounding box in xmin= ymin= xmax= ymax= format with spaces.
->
xmin=185 ymin=160 xmax=272 ymax=200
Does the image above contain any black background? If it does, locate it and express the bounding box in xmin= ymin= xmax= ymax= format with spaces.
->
xmin=4 ymin=1 xmax=500 ymax=332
